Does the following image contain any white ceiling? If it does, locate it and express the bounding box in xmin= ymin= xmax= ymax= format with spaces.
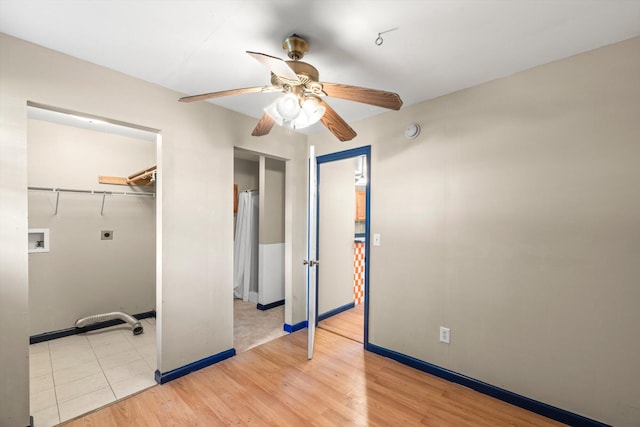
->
xmin=2 ymin=0 xmax=639 ymax=133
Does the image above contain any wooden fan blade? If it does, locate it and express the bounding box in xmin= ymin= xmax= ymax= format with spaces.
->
xmin=179 ymin=86 xmax=272 ymax=103
xmin=318 ymin=99 xmax=357 ymax=142
xmin=247 ymin=51 xmax=300 ymax=82
xmin=251 ymin=113 xmax=276 ymax=137
xmin=321 ymin=82 xmax=403 ymax=110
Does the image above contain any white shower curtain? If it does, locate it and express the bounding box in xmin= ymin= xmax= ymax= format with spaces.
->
xmin=233 ymin=191 xmax=259 ymax=301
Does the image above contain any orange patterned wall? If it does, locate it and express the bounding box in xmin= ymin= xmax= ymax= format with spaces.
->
xmin=354 ymin=241 xmax=365 ymax=305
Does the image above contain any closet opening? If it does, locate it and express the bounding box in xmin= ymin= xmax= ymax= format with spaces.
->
xmin=233 ymin=148 xmax=288 ymax=353
xmin=26 ymin=103 xmax=160 ymax=426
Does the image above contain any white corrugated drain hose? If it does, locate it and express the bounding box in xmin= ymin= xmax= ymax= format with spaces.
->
xmin=75 ymin=311 xmax=143 ymax=335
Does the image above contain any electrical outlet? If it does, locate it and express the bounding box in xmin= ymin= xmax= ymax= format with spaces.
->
xmin=439 ymin=327 xmax=450 ymax=344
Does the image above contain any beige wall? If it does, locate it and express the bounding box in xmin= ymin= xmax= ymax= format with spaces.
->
xmin=0 ymin=33 xmax=307 ymax=426
xmin=233 ymin=155 xmax=285 ymax=244
xmin=233 ymin=157 xmax=258 ymax=192
xmin=261 ymin=157 xmax=285 ymax=245
xmin=311 ymin=36 xmax=640 ymax=426
xmin=233 ymin=156 xmax=258 ymax=237
xmin=318 ymin=158 xmax=356 ymax=315
xmin=27 ymin=119 xmax=156 ymax=335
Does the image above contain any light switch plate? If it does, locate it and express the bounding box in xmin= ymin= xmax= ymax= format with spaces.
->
xmin=373 ymin=233 xmax=381 ymax=246
xmin=439 ymin=327 xmax=450 ymax=344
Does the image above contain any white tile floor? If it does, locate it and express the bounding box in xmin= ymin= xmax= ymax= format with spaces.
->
xmin=29 ymin=318 xmax=157 ymax=427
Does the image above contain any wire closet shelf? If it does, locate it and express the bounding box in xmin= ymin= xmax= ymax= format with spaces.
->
xmin=28 ymin=186 xmax=155 ymax=216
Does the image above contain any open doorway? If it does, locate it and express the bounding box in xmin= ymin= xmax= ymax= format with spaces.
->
xmin=316 ymin=147 xmax=370 ymax=345
xmin=26 ymin=104 xmax=159 ymax=426
xmin=233 ymin=148 xmax=288 ymax=352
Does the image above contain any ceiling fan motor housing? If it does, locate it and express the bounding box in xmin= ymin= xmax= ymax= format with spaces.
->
xmin=271 ymin=60 xmax=320 ymax=87
xmin=282 ymin=34 xmax=309 ymax=60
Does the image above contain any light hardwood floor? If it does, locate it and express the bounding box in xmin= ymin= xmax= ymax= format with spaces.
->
xmin=62 ymin=327 xmax=565 ymax=426
xmin=318 ymin=303 xmax=364 ymax=343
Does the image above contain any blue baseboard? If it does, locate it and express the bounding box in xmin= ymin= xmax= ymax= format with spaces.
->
xmin=283 ymin=320 xmax=307 ymax=333
xmin=366 ymin=343 xmax=610 ymax=427
xmin=282 ymin=303 xmax=354 ymax=333
xmin=257 ymin=299 xmax=284 ymax=311
xmin=155 ymin=348 xmax=236 ymax=385
xmin=30 ymin=310 xmax=156 ymax=344
xmin=318 ymin=302 xmax=354 ymax=322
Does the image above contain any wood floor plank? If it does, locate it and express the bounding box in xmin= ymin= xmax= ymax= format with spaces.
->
xmin=318 ymin=303 xmax=364 ymax=343
xmin=62 ymin=328 xmax=565 ymax=426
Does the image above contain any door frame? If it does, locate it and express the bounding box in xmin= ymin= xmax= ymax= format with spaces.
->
xmin=315 ymin=145 xmax=371 ymax=346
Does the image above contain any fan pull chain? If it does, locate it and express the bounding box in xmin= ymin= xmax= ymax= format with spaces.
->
xmin=375 ymin=27 xmax=399 ymax=46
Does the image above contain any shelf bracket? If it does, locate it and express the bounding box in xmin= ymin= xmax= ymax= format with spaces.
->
xmin=100 ymin=193 xmax=106 ymax=216
xmin=54 ymin=191 xmax=60 ymax=216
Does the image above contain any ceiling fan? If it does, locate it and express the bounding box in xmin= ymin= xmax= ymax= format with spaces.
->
xmin=179 ymin=34 xmax=403 ymax=142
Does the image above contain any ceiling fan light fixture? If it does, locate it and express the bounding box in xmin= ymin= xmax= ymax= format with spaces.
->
xmin=264 ymin=100 xmax=285 ymax=126
xmin=301 ymin=96 xmax=326 ymax=124
xmin=287 ymin=96 xmax=326 ymax=130
xmin=275 ymin=93 xmax=301 ymax=121
xmin=264 ymin=94 xmax=326 ymax=131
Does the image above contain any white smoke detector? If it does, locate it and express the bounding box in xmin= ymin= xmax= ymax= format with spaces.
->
xmin=404 ymin=123 xmax=421 ymax=139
